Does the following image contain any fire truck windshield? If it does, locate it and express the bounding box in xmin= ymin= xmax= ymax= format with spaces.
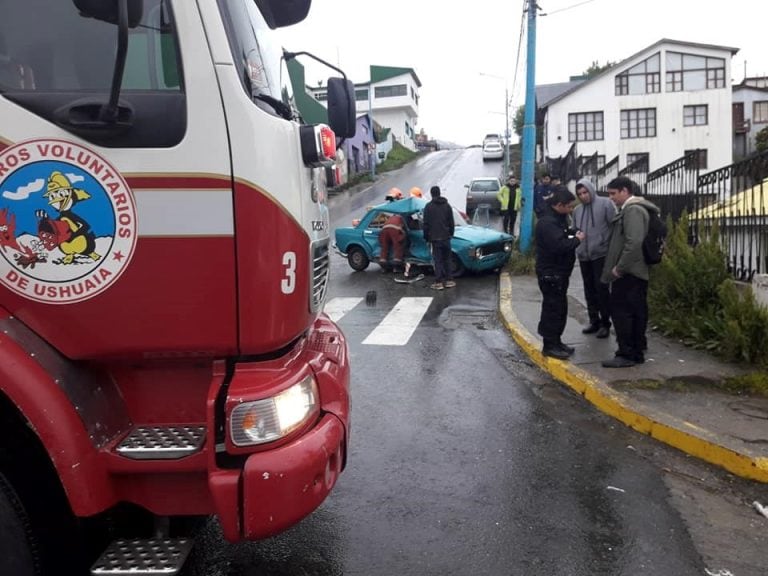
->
xmin=218 ymin=0 xmax=296 ymax=120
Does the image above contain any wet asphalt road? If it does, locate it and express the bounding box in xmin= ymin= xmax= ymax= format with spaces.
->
xmin=184 ymin=150 xmax=708 ymax=575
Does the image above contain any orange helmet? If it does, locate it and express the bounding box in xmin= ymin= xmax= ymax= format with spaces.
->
xmin=386 ymin=187 xmax=403 ymax=201
xmin=409 ymin=186 xmax=423 ymax=198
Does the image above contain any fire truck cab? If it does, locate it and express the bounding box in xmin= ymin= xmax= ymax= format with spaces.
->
xmin=0 ymin=1 xmax=353 ymax=574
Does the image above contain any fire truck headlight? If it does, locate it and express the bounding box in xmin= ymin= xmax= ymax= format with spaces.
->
xmin=230 ymin=375 xmax=319 ymax=446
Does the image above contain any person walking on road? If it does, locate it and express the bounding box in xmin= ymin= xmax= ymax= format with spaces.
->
xmin=497 ymin=176 xmax=521 ymax=236
xmin=600 ymin=176 xmax=661 ymax=368
xmin=574 ymin=178 xmax=616 ymax=339
xmin=423 ymin=185 xmax=455 ymax=290
xmin=535 ymin=185 xmax=584 ymax=359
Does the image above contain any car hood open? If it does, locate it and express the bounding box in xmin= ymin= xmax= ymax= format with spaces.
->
xmin=452 ymin=226 xmax=512 ymax=244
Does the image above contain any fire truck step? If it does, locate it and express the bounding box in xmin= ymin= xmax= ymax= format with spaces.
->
xmin=116 ymin=425 xmax=206 ymax=460
xmin=90 ymin=538 xmax=193 ymax=575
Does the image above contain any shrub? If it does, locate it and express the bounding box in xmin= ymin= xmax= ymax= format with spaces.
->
xmin=648 ymin=213 xmax=768 ymax=365
xmin=648 ymin=213 xmax=729 ymax=348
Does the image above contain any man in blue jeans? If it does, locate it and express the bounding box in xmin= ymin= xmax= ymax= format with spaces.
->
xmin=423 ymin=186 xmax=455 ymax=290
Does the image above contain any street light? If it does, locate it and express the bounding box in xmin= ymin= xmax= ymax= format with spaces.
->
xmin=479 ymin=72 xmax=512 ymax=179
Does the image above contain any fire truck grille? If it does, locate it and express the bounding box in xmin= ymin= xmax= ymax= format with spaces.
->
xmin=311 ymin=241 xmax=330 ymax=311
xmin=90 ymin=538 xmax=193 ymax=575
xmin=116 ymin=426 xmax=206 ymax=460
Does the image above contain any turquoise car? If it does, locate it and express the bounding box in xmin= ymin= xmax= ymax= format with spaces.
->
xmin=333 ymin=197 xmax=514 ymax=276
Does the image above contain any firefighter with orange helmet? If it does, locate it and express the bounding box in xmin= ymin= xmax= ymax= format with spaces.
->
xmin=385 ymin=187 xmax=403 ymax=202
xmin=409 ymin=186 xmax=423 ymax=198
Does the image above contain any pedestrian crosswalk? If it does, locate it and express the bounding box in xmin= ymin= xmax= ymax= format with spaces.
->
xmin=324 ymin=296 xmax=433 ymax=346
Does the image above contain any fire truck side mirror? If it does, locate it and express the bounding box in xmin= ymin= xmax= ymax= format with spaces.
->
xmin=326 ymin=77 xmax=356 ymax=139
xmin=257 ymin=0 xmax=311 ymax=29
xmin=73 ymin=0 xmax=144 ymax=28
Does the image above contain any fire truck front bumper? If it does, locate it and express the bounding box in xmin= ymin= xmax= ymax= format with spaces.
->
xmin=209 ymin=411 xmax=346 ymax=542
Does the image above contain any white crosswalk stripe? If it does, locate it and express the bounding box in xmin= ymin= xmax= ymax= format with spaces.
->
xmin=361 ymin=297 xmax=433 ymax=346
xmin=323 ymin=297 xmax=364 ymax=323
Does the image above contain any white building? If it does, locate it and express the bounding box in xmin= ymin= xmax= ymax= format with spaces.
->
xmin=540 ymin=39 xmax=738 ymax=174
xmin=732 ymin=78 xmax=768 ymax=158
xmin=310 ymin=65 xmax=421 ymax=152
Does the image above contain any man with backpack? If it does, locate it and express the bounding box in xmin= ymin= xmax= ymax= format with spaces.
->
xmin=600 ymin=176 xmax=663 ymax=368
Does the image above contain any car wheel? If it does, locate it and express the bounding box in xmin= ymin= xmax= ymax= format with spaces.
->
xmin=450 ymin=253 xmax=466 ymax=278
xmin=347 ymin=246 xmax=370 ymax=271
xmin=0 ymin=472 xmax=38 ymax=576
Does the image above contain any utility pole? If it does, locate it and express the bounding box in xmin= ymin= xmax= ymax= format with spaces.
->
xmin=368 ymin=81 xmax=376 ymax=179
xmin=519 ymin=0 xmax=538 ymax=252
xmin=504 ymin=85 xmax=510 ymax=179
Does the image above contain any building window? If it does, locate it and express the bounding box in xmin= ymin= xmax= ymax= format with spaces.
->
xmin=666 ymin=51 xmax=725 ymax=92
xmin=683 ymin=104 xmax=708 ymax=126
xmin=620 ymin=108 xmax=656 ymax=138
xmin=355 ymin=88 xmax=369 ymax=101
xmin=615 ymin=52 xmax=660 ymax=95
xmin=684 ymin=149 xmax=708 ymax=170
xmin=568 ymin=111 xmax=604 ymax=142
xmin=375 ymin=84 xmax=407 ymax=98
xmin=626 ymin=153 xmax=649 ymax=168
xmin=754 ymin=101 xmax=768 ymax=124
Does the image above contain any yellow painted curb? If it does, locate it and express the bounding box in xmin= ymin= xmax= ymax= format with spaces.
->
xmin=499 ymin=273 xmax=768 ymax=483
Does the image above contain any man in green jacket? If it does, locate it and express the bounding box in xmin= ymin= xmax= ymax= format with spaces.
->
xmin=600 ymin=176 xmax=661 ymax=368
xmin=497 ymin=175 xmax=522 ymax=236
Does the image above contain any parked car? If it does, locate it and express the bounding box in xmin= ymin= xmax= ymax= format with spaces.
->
xmin=465 ymin=176 xmax=502 ymax=215
xmin=333 ymin=197 xmax=513 ymax=277
xmin=482 ymin=139 xmax=504 ymax=161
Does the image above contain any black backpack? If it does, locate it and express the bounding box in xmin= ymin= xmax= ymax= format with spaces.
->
xmin=642 ymin=207 xmax=667 ymax=265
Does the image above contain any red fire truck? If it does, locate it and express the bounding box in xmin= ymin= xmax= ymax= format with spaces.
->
xmin=0 ymin=1 xmax=353 ymax=574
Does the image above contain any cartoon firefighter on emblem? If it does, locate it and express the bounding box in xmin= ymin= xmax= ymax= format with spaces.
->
xmin=36 ymin=171 xmax=101 ymax=265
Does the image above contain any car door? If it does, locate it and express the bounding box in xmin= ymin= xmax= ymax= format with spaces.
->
xmin=0 ymin=0 xmax=236 ymax=359
xmin=361 ymin=210 xmax=389 ymax=259
xmin=405 ymin=210 xmax=428 ymax=260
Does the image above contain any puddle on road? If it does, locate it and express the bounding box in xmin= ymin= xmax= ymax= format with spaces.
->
xmin=438 ymin=306 xmax=499 ymax=330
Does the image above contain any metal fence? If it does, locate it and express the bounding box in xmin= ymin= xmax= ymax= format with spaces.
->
xmin=695 ymin=150 xmax=768 ymax=281
xmin=618 ymin=155 xmax=649 ymax=194
xmin=644 ymin=150 xmax=702 ymax=221
xmin=595 ymin=155 xmax=619 ymax=193
xmin=555 ymin=146 xmax=768 ymax=281
xmin=545 ymin=143 xmax=580 ymax=185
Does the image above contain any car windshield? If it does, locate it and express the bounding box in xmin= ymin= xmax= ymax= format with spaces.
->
xmin=470 ymin=180 xmax=500 ymax=192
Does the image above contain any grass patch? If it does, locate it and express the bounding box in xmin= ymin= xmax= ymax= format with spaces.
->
xmin=723 ymin=372 xmax=768 ymax=397
xmin=506 ymin=249 xmax=535 ymax=276
xmin=378 ymin=142 xmax=421 ymax=173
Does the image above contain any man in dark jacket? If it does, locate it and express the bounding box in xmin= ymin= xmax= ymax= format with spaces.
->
xmin=533 ymin=173 xmax=552 ymax=218
xmin=535 ymin=185 xmax=584 ymax=359
xmin=573 ymin=178 xmax=616 ymax=338
xmin=423 ymin=185 xmax=455 ymax=290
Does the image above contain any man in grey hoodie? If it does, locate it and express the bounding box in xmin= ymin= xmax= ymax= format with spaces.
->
xmin=573 ymin=178 xmax=616 ymax=339
xmin=600 ymin=176 xmax=661 ymax=368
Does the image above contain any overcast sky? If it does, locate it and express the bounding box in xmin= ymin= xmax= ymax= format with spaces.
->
xmin=275 ymin=0 xmax=767 ymax=147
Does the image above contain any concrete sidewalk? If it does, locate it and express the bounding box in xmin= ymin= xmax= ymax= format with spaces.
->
xmin=499 ymin=271 xmax=768 ymax=483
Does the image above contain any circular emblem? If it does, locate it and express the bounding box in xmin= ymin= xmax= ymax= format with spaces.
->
xmin=0 ymin=139 xmax=137 ymax=304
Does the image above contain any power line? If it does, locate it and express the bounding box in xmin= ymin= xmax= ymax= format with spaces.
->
xmin=510 ymin=0 xmax=527 ymax=106
xmin=539 ymin=0 xmax=596 ymax=16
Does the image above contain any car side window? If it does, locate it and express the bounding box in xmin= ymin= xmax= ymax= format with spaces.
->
xmin=368 ymin=212 xmax=391 ymax=229
xmin=1 ymin=0 xmax=186 ymax=147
